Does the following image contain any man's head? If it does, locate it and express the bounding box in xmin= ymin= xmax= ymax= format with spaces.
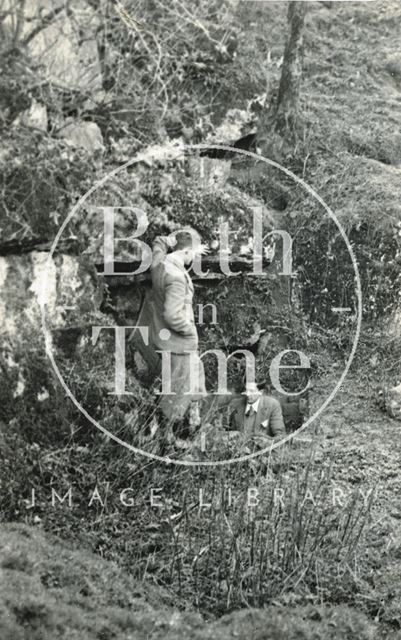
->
xmin=171 ymin=228 xmax=204 ymax=266
xmin=244 ymin=382 xmax=262 ymax=405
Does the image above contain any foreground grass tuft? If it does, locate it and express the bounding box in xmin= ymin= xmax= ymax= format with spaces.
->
xmin=0 ymin=522 xmax=378 ymax=640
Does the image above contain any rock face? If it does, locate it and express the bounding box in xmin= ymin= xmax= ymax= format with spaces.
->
xmin=3 ymin=0 xmax=102 ymax=92
xmin=205 ymin=107 xmax=256 ymax=146
xmin=0 ymin=252 xmax=101 ymax=338
xmin=0 ymin=139 xmax=307 ymax=438
xmin=57 ymin=121 xmax=104 ymax=155
xmin=12 ymin=99 xmax=48 ymax=131
xmin=0 ymin=252 xmax=103 ymax=401
xmin=0 ymin=248 xmax=149 ymax=446
xmin=0 ymin=523 xmax=378 ymax=640
xmin=187 ymin=157 xmax=232 ymax=190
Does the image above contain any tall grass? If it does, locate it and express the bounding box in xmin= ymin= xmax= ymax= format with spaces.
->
xmin=126 ymin=443 xmax=373 ymax=613
xmin=1 ymin=385 xmax=373 ymax=617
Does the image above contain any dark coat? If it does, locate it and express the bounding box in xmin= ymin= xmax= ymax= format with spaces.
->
xmin=229 ymin=394 xmax=285 ymax=438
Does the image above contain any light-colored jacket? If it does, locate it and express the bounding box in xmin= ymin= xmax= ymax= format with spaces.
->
xmin=147 ymin=236 xmax=198 ymax=354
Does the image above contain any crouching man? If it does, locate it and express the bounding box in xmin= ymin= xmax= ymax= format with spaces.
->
xmin=229 ymin=382 xmax=285 ymax=441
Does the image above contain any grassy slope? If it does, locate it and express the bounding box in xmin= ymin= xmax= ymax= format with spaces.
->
xmin=302 ymin=1 xmax=401 ymax=231
xmin=314 ymin=377 xmax=401 ymax=632
xmin=236 ymin=0 xmax=401 ymax=221
xmin=0 ymin=522 xmax=378 ymax=640
xmin=235 ymin=0 xmax=401 ymax=329
xmin=206 ymin=0 xmax=400 ymax=340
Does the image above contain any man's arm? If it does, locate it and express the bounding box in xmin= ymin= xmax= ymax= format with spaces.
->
xmin=151 ymin=235 xmax=175 ymax=268
xmin=268 ymin=398 xmax=286 ymax=438
xmin=228 ymin=397 xmax=243 ymax=431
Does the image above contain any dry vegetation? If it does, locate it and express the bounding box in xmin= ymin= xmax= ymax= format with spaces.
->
xmin=0 ymin=522 xmax=381 ymax=639
xmin=1 ymin=0 xmax=401 ymax=638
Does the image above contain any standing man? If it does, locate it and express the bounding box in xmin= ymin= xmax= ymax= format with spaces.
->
xmin=139 ymin=228 xmax=207 ymax=442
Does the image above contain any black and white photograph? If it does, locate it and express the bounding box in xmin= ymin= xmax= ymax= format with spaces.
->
xmin=1 ymin=0 xmax=401 ymax=638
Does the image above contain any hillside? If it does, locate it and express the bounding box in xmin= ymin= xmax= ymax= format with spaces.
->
xmin=1 ymin=0 xmax=401 ymax=639
xmin=0 ymin=522 xmax=379 ymax=640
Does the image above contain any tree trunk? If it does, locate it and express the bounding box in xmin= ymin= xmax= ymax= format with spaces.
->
xmin=257 ymin=2 xmax=308 ymax=161
xmin=275 ymin=1 xmax=308 ymax=133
